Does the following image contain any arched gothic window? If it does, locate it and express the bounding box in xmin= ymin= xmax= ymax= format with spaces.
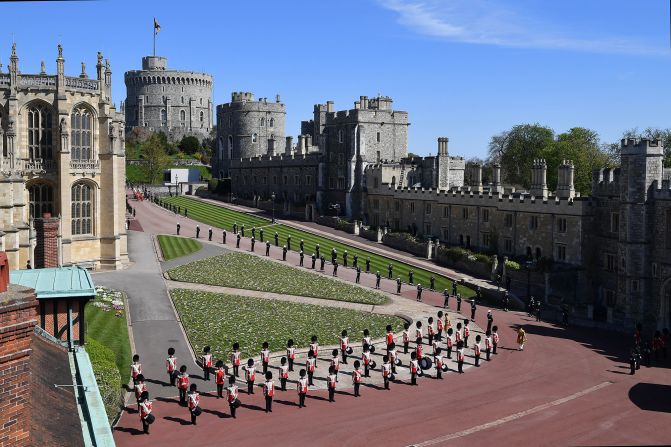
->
xmin=227 ymin=135 xmax=233 ymax=159
xmin=28 ymin=183 xmax=54 ymax=218
xmin=199 ymin=111 xmax=204 ymax=122
xmin=71 ymin=107 xmax=93 ymax=160
xmin=71 ymin=183 xmax=93 ymax=235
xmin=180 ymin=110 xmax=186 ymax=127
xmin=269 ymin=118 xmax=274 ymax=128
xmin=252 ymin=133 xmax=258 ymax=143
xmin=260 ymin=117 xmax=265 ymax=126
xmin=27 ymin=104 xmax=53 ymax=160
xmin=161 ymin=109 xmax=167 ymax=127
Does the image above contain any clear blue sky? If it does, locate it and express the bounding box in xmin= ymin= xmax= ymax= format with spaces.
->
xmin=1 ymin=0 xmax=669 ymax=159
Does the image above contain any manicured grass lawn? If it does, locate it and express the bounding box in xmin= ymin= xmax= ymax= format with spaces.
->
xmin=167 ymin=252 xmax=388 ymax=305
xmin=161 ymin=197 xmax=474 ymax=297
xmin=158 ymin=235 xmax=202 ymax=260
xmin=171 ymin=288 xmax=405 ymax=361
xmin=162 ymin=196 xmax=269 ymax=230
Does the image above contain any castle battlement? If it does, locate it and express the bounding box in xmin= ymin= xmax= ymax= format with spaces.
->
xmin=620 ymin=138 xmax=664 ymax=155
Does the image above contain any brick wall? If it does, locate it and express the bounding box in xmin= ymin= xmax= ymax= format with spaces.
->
xmin=34 ymin=215 xmax=60 ymax=269
xmin=0 ymin=286 xmax=38 ymax=447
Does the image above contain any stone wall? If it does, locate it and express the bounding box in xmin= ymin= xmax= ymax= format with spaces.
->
xmin=382 ymin=232 xmax=429 ymax=258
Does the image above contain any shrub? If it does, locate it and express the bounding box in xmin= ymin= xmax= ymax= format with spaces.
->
xmin=86 ymin=337 xmax=123 ymax=423
xmin=505 ymin=259 xmax=521 ymax=270
xmin=179 ymin=136 xmax=201 ymax=155
xmin=474 ymin=253 xmax=492 ymax=265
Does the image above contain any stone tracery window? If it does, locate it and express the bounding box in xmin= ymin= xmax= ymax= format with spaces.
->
xmin=161 ymin=109 xmax=167 ymax=127
xmin=71 ymin=182 xmax=93 ymax=235
xmin=180 ymin=110 xmax=186 ymax=127
xmin=269 ymin=118 xmax=274 ymax=128
xmin=27 ymin=104 xmax=53 ymax=160
xmin=28 ymin=183 xmax=54 ymax=219
xmin=71 ymin=106 xmax=93 ymax=160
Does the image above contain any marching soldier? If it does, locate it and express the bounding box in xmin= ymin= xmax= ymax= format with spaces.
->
xmin=402 ymin=323 xmax=410 ymax=354
xmin=340 ymin=330 xmax=350 ymax=364
xmin=455 ymin=322 xmax=463 ymax=346
xmin=356 ymin=266 xmax=361 ymax=283
xmin=362 ymin=344 xmax=372 ymax=377
xmin=487 ymin=310 xmax=494 ymax=333
xmin=386 ymin=324 xmax=395 ymax=351
xmin=236 ymin=232 xmax=241 ymax=248
xmin=434 ymin=347 xmax=445 ymax=379
xmin=260 ymin=228 xmax=264 ymax=242
xmin=492 ymin=326 xmax=499 ymax=354
xmin=297 ymin=369 xmax=309 ymax=408
xmin=251 ymin=236 xmax=256 ymax=252
xmin=176 ymin=223 xmax=181 ymax=236
xmin=485 ymin=331 xmax=492 ymax=361
xmin=332 ymin=260 xmax=338 ymax=276
xmin=415 ymin=321 xmax=423 ymax=345
xmin=375 ymin=271 xmax=381 ymax=289
xmin=427 ymin=317 xmax=435 ymax=344
xmin=306 ymin=350 xmax=316 ymax=386
xmin=245 ymin=358 xmax=256 ymax=394
xmin=215 ymin=360 xmax=226 ymax=398
xmin=396 ymin=277 xmax=402 ymax=294
xmin=388 ymin=342 xmax=398 ymax=374
xmin=443 ymin=289 xmax=450 ymax=308
xmin=471 ymin=298 xmax=477 ymax=321
xmin=362 ymin=328 xmax=372 ymax=348
xmin=134 ymin=374 xmax=147 ymax=411
xmin=201 ymin=346 xmax=213 ymax=381
xmin=382 ymin=355 xmax=392 ymax=390
xmin=139 ymin=391 xmax=153 ymax=434
xmin=187 ymin=384 xmax=201 ymax=425
xmin=166 ymin=347 xmax=177 ymax=386
xmin=287 ymin=339 xmax=296 ymax=371
xmin=457 ymin=340 xmax=465 ymax=373
xmin=320 ymin=255 xmax=326 ymax=271
xmin=365 ymin=257 xmax=371 ymax=273
xmin=456 ymin=293 xmax=462 ymax=312
xmin=388 ymin=263 xmax=393 ymax=279
xmin=353 ymin=254 xmax=358 ymax=269
xmin=282 ymin=245 xmax=288 ymax=261
xmin=177 ymin=365 xmax=190 ymax=406
xmin=436 ymin=311 xmax=444 ymax=341
xmin=300 ymin=239 xmax=304 ymax=252
xmin=131 ymin=354 xmax=142 ymax=386
xmin=196 ymin=225 xmax=200 ymax=239
xmin=233 ymin=223 xmax=238 ymax=234
xmin=516 ymin=327 xmax=527 ymax=351
xmin=263 ymin=372 xmax=275 ymax=413
xmin=266 ymin=241 xmax=271 ymax=256
xmin=331 ymin=349 xmax=341 ymax=382
xmin=311 ymin=253 xmax=317 ymax=269
xmin=274 ymin=232 xmax=279 ymax=246
xmin=310 ymin=335 xmax=319 ymax=366
xmin=409 ymin=352 xmax=419 ymax=385
xmin=446 ymin=328 xmax=454 ymax=359
xmin=261 ymin=342 xmax=271 ymax=374
xmin=343 ymin=250 xmax=348 ymax=267
xmin=474 ymin=334 xmax=482 ymax=367
xmin=230 ymin=342 xmax=241 ymax=377
xmin=409 ymin=270 xmax=414 ymax=284
xmin=430 ymin=275 xmax=435 ymax=290
xmin=299 ymin=250 xmax=304 ymax=266
xmin=227 ymin=375 xmax=239 ymax=418
xmin=223 ymin=230 xmax=227 ymax=244
xmin=208 ymin=227 xmax=213 ymax=241
xmin=327 ymin=365 xmax=338 ymax=403
xmin=415 ymin=337 xmax=423 ymax=361
xmin=463 ymin=320 xmax=471 ymax=346
xmin=287 ymin=235 xmax=292 ymax=251
xmin=279 ymin=357 xmax=289 ymax=391
xmin=352 ymin=360 xmax=362 ymax=397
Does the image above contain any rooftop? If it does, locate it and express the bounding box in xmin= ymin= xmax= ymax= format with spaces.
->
xmin=10 ymin=267 xmax=95 ymax=299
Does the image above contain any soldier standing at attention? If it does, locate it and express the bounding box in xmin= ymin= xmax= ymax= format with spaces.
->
xmin=402 ymin=323 xmax=410 ymax=354
xmin=474 ymin=334 xmax=482 ymax=367
xmin=330 ymin=349 xmax=341 ymax=382
xmin=471 ymin=299 xmax=477 ymax=321
xmin=176 ymin=223 xmax=181 ymax=235
xmin=388 ymin=342 xmax=398 ymax=374
xmin=251 ymin=236 xmax=256 ymax=252
xmin=222 ymin=230 xmax=227 ymax=244
xmin=332 ymin=260 xmax=338 ymax=276
xmin=310 ymin=335 xmax=320 ymax=366
xmin=452 ymin=279 xmax=458 ymax=296
xmin=279 ymin=357 xmax=289 ymax=391
xmin=138 ymin=391 xmax=152 ymax=434
xmin=263 ymin=372 xmax=275 ymax=413
xmin=282 ymin=245 xmax=288 ymax=261
xmin=397 ymin=277 xmax=402 ymax=294
xmin=409 ymin=270 xmax=414 ymax=284
xmin=266 ymin=241 xmax=271 ymax=256
xmin=362 ymin=344 xmax=372 ymax=377
xmin=446 ymin=328 xmax=454 ymax=359
xmin=457 ymin=341 xmax=465 ymax=373
xmin=487 ymin=310 xmax=494 ymax=332
xmin=261 ymin=342 xmax=271 ymax=374
xmin=300 ymin=239 xmax=304 ymax=252
xmin=196 ymin=225 xmax=200 ymax=238
xmin=201 ymin=346 xmax=213 ymax=381
xmin=327 ymin=366 xmax=337 ymax=402
xmin=131 ymin=354 xmax=142 ymax=386
xmin=227 ymin=376 xmax=239 ymax=418
xmin=245 ymin=359 xmax=256 ymax=394
xmin=382 ymin=355 xmax=392 ymax=390
xmin=297 ymin=369 xmax=309 ymax=408
xmin=388 ymin=263 xmax=393 ymax=279
xmin=409 ymin=352 xmax=419 ymax=386
xmin=352 ymin=360 xmax=363 ymax=397
xmin=315 ymin=243 xmax=320 ymax=259
xmin=320 ymin=255 xmax=326 ymax=271
xmin=485 ymin=331 xmax=492 ymax=361
xmin=366 ymin=257 xmax=371 ymax=273
xmin=230 ymin=342 xmax=241 ymax=377
xmin=375 ymin=271 xmax=381 ymax=289
xmin=215 ymin=361 xmax=226 ymax=398
xmin=208 ymin=227 xmax=213 ymax=241
xmin=252 ymin=226 xmax=256 ymax=239
xmin=166 ymin=348 xmax=177 ymax=386
xmin=443 ymin=289 xmax=450 ymax=308
xmin=427 ymin=317 xmax=435 ymax=344
xmin=343 ymin=250 xmax=348 ymax=267
xmin=286 ymin=339 xmax=296 ymax=371
xmin=463 ymin=320 xmax=471 ymax=346
xmin=236 ymin=232 xmax=241 ymax=248
xmin=299 ymin=250 xmax=304 ymax=266
xmin=306 ymin=350 xmax=316 ymax=386
xmin=457 ymin=293 xmax=462 ymax=312
xmin=331 ymin=247 xmax=337 ymax=264
xmin=430 ymin=275 xmax=435 ymax=291
xmin=417 ymin=283 xmax=423 ymax=302
xmin=353 ymin=254 xmax=358 ymax=269
xmin=386 ymin=324 xmax=395 ymax=352
xmin=356 ymin=266 xmax=361 ymax=283
xmin=311 ymin=253 xmax=317 ymax=269
xmin=492 ymin=326 xmax=500 ymax=355
xmin=274 ymin=232 xmax=279 ymax=246
xmin=340 ymin=330 xmax=350 ymax=364
xmin=240 ymin=224 xmax=245 ymax=237
xmin=260 ymin=228 xmax=264 ymax=242
xmin=233 ymin=223 xmax=238 ymax=235
xmin=436 ymin=311 xmax=444 ymax=341
xmin=188 ymin=384 xmax=201 ymax=425
xmin=287 ymin=235 xmax=292 ymax=251
xmin=177 ymin=365 xmax=190 ymax=406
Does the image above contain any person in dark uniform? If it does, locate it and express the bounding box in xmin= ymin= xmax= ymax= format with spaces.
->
xmin=629 ymin=349 xmax=637 ymax=375
xmin=176 ymin=223 xmax=181 ymax=235
xmin=430 ymin=275 xmax=435 ymax=291
xmin=300 ymin=239 xmax=304 ymax=252
xmin=487 ymin=310 xmax=493 ymax=332
xmin=185 ymin=209 xmax=188 ymax=218
xmin=353 ymin=254 xmax=358 ymax=268
xmin=236 ymin=233 xmax=241 ymax=248
xmin=274 ymin=232 xmax=279 ymax=246
xmin=251 ymin=236 xmax=256 ymax=252
xmin=233 ymin=223 xmax=237 ymax=234
xmin=311 ymin=253 xmax=316 ymax=269
xmin=331 ymin=248 xmax=337 ymax=264
xmin=535 ymin=301 xmax=542 ymax=322
xmin=456 ymin=293 xmax=462 ymax=312
xmin=452 ymin=280 xmax=458 ymax=296
xmin=240 ymin=224 xmax=245 ymax=237
xmin=506 ymin=275 xmax=511 ymax=290
xmin=287 ymin=235 xmax=292 ymax=251
xmin=265 ymin=241 xmax=271 ymax=256
xmin=375 ymin=271 xmax=381 ymax=289
xmin=343 ymin=251 xmax=348 ymax=267
xmin=396 ymin=277 xmax=402 ymax=294
xmin=503 ymin=292 xmax=509 ymax=312
xmin=356 ymin=267 xmax=361 ymax=283
xmin=187 ymin=384 xmax=200 ymax=425
xmin=299 ymin=250 xmax=304 ymax=266
xmin=260 ymin=228 xmax=264 ymax=242
xmin=332 ymin=261 xmax=338 ymax=277
xmin=443 ymin=289 xmax=450 ymax=308
xmin=315 ymin=244 xmax=320 ymax=258
xmin=196 ymin=225 xmax=200 ymax=238
xmin=320 ymin=255 xmax=326 ymax=271
xmin=252 ymin=226 xmax=256 ymax=239
xmin=408 ymin=270 xmax=414 ymax=284
xmin=365 ymin=257 xmax=371 ymax=273
xmin=388 ymin=264 xmax=393 ymax=279
xmin=222 ymin=230 xmax=227 ymax=244
xmin=208 ymin=228 xmax=213 ymax=241
xmin=416 ymin=283 xmax=423 ymax=302
xmin=476 ymin=286 xmax=482 ymax=301
xmin=282 ymin=245 xmax=288 ymax=261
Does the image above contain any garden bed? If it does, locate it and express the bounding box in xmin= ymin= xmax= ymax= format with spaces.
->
xmin=171 ymin=289 xmax=405 ymax=360
xmin=167 ymin=252 xmax=389 ymax=305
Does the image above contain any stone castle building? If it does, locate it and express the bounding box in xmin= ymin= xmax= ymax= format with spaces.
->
xmin=124 ymin=56 xmax=213 ymax=141
xmin=0 ymin=44 xmax=128 ymax=271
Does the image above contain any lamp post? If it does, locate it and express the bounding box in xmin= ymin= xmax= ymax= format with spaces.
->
xmin=174 ymin=174 xmax=178 ymax=196
xmin=271 ymin=192 xmax=276 ymax=223
xmin=525 ymin=259 xmax=536 ymax=310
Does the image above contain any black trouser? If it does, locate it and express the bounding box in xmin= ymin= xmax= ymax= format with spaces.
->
xmin=364 ymin=364 xmax=369 ymax=377
xmin=458 ymin=361 xmax=463 ymax=373
xmin=300 ymin=257 xmax=304 ymax=266
xmin=169 ymin=372 xmax=175 ymax=386
xmin=630 ymin=361 xmax=636 ymax=375
xmin=437 ymin=369 xmax=442 ymax=379
xmin=266 ymin=247 xmax=270 ymax=256
xmin=403 ymin=342 xmax=408 ymax=354
xmin=341 ymin=349 xmax=347 ymax=364
xmin=251 ymin=242 xmax=255 ymax=251
xmin=190 ymin=410 xmax=197 ymax=424
xmin=486 ymin=348 xmax=491 ymax=361
xmin=411 ymin=373 xmax=417 ymax=385
xmin=428 ymin=333 xmax=433 ymax=344
xmin=142 ymin=417 xmax=149 ymax=433
xmin=265 ymin=396 xmax=273 ymax=412
xmin=308 ymin=371 xmax=314 ymax=386
xmin=487 ymin=322 xmax=493 ymax=333
xmin=203 ymin=367 xmax=210 ymax=381
xmin=391 ymin=361 xmax=397 ymax=374
xmin=236 ymin=239 xmax=240 ymax=248
xmin=354 ymin=383 xmax=360 ymax=396
xmin=299 ymin=393 xmax=306 ymax=407
xmin=376 ymin=279 xmax=380 ymax=288
xmin=475 ymin=355 xmax=480 ymax=367
xmin=312 ymin=259 xmax=316 ymax=269
xmin=457 ymin=302 xmax=461 ymax=311
xmin=464 ymin=336 xmax=469 ymax=346
xmin=447 ymin=346 xmax=452 ymax=359
xmin=281 ymin=378 xmax=287 ymax=391
xmin=493 ymin=344 xmax=497 ymax=355
xmin=384 ymin=377 xmax=390 ymax=389
xmin=263 ymin=362 xmax=268 ymax=374
xmin=248 ymin=381 xmax=254 ymax=394
xmin=328 ymin=387 xmax=335 ymax=402
xmin=356 ymin=274 xmax=360 ymax=283
xmin=229 ymin=403 xmax=237 ymax=418
xmin=444 ymin=296 xmax=449 ymax=307
xmin=471 ymin=310 xmax=476 ymax=320
xmin=288 ymin=358 xmax=294 ymax=371
xmin=179 ymin=388 xmax=187 ymax=405
xmin=217 ymin=384 xmax=224 ymax=398
xmin=233 ymin=365 xmax=239 ymax=377
xmin=436 ymin=330 xmax=442 ymax=341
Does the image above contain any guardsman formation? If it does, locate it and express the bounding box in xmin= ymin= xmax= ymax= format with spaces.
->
xmin=131 ymin=309 xmax=503 ymax=433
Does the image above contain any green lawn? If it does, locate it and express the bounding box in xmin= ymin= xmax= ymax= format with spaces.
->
xmin=167 ymin=252 xmax=388 ymax=305
xmin=161 ymin=197 xmax=474 ymax=297
xmin=158 ymin=235 xmax=202 ymax=261
xmin=171 ymin=288 xmax=404 ymax=361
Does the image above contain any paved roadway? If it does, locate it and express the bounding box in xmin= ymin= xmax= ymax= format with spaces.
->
xmin=112 ymin=198 xmax=671 ymax=446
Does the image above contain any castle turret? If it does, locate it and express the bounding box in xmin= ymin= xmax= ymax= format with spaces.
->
xmin=530 ymin=159 xmax=548 ymax=199
xmin=556 ymin=160 xmax=575 ymax=199
xmin=437 ymin=137 xmax=450 ymax=190
xmin=491 ymin=163 xmax=503 ymax=194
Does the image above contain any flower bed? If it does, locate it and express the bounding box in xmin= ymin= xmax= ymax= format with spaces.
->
xmin=171 ymin=289 xmax=405 ymax=360
xmin=167 ymin=252 xmax=389 ymax=305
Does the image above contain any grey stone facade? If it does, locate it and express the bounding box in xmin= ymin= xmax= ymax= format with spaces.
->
xmin=124 ymin=56 xmax=212 ymax=141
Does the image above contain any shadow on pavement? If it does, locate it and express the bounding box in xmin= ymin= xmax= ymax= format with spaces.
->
xmin=114 ymin=426 xmax=145 ymax=436
xmin=629 ymin=383 xmax=671 ymax=413
xmin=163 ymin=416 xmax=192 ymax=425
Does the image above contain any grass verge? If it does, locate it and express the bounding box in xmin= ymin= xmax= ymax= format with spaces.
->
xmin=167 ymin=252 xmax=388 ymax=305
xmin=171 ymin=288 xmax=404 ymax=361
xmin=161 ymin=196 xmax=474 ymax=297
xmin=158 ymin=235 xmax=202 ymax=261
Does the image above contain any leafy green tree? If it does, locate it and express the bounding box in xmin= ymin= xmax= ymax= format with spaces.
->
xmin=140 ymin=133 xmax=170 ymax=184
xmin=179 ymin=136 xmax=201 ymax=155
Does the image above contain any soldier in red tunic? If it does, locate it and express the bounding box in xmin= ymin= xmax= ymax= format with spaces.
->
xmin=427 ymin=317 xmax=435 ymax=344
xmin=340 ymin=330 xmax=350 ymax=364
xmin=327 ymin=365 xmax=337 ymax=402
xmin=386 ymin=325 xmax=394 ymax=352
xmin=457 ymin=341 xmax=465 ymax=373
xmin=352 ymin=360 xmax=362 ymax=397
xmin=382 ymin=355 xmax=392 ymax=390
xmin=201 ymin=346 xmax=213 ymax=381
xmin=131 ymin=354 xmax=142 ymax=386
xmin=261 ymin=342 xmax=271 ymax=375
xmin=134 ymin=374 xmax=147 ymax=411
xmin=474 ymin=334 xmax=482 ymax=367
xmin=166 ymin=347 xmax=177 ymax=386
xmin=286 ymin=339 xmax=296 ymax=371
xmin=306 ymin=350 xmax=316 ymax=386
xmin=177 ymin=365 xmax=190 ymax=406
xmin=279 ymin=357 xmax=289 ymax=391
xmin=244 ymin=359 xmax=256 ymax=394
xmin=402 ymin=323 xmax=410 ymax=354
xmin=434 ymin=347 xmax=445 ymax=379
xmin=485 ymin=331 xmax=493 ymax=361
xmin=310 ymin=335 xmax=319 ymax=368
xmin=227 ymin=375 xmax=240 ymax=418
xmin=187 ymin=383 xmax=201 ymax=425
xmin=297 ymin=369 xmax=309 ymax=408
xmin=409 ymin=352 xmax=419 ymax=385
xmin=492 ymin=326 xmax=500 ymax=354
xmin=436 ymin=311 xmax=444 ymax=341
xmin=263 ymin=372 xmax=275 ymax=413
xmin=331 ymin=349 xmax=341 ymax=382
xmin=230 ymin=342 xmax=241 ymax=377
xmin=138 ymin=391 xmax=153 ymax=434
xmin=446 ymin=328 xmax=454 ymax=359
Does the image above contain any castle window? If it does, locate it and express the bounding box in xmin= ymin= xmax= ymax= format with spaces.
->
xmin=605 ymin=289 xmax=616 ymax=307
xmin=376 ymin=151 xmax=381 ymax=163
xmin=338 ymin=177 xmax=345 ymax=189
xmin=558 ymin=217 xmax=567 ymax=233
xmin=395 ymin=201 xmax=400 ymax=212
xmin=200 ymin=98 xmax=203 ymax=105
xmin=338 ymin=129 xmax=344 ymax=143
xmin=441 ymin=227 xmax=449 ymax=241
xmin=260 ymin=117 xmax=265 ymax=126
xmin=27 ymin=104 xmax=53 ymax=160
xmin=425 ymin=203 xmax=432 ymax=215
xmin=443 ymin=206 xmax=449 ymax=218
xmin=273 ymin=176 xmax=277 ymax=185
xmin=374 ymin=178 xmax=379 ymax=188
xmin=161 ymin=109 xmax=167 ymax=127
xmin=482 ymin=209 xmax=489 ymax=223
xmin=610 ymin=213 xmax=619 ymax=233
xmin=410 ymin=202 xmax=415 ymax=213
xmin=376 ymin=132 xmax=381 ymax=143
xmin=305 ymin=175 xmax=312 ymax=185
xmin=605 ymin=253 xmax=615 ymax=272
xmin=71 ymin=182 xmax=93 ymax=236
xmin=227 ymin=135 xmax=233 ymax=159
xmin=535 ymin=247 xmax=541 ymax=259
xmin=373 ymin=199 xmax=379 ymax=210
xmin=283 ymin=175 xmax=288 ymax=185
xmin=462 ymin=208 xmax=468 ymax=220
xmin=294 ymin=175 xmax=299 ymax=185
xmin=482 ymin=232 xmax=491 ymax=248
xmin=28 ymin=183 xmax=54 ymax=219
xmin=631 ymin=280 xmax=639 ymax=292
xmin=529 ymin=215 xmax=539 ymax=230
xmin=556 ymin=244 xmax=566 ymax=261
xmin=666 ymin=210 xmax=671 ymax=248
xmin=252 ymin=133 xmax=258 ymax=143
xmin=199 ymin=111 xmax=204 ymax=126
xmin=71 ymin=107 xmax=93 ymax=160
xmin=526 ymin=246 xmax=532 ymax=258
xmin=180 ymin=110 xmax=186 ymax=127
xmin=459 ymin=235 xmax=464 ymax=246
xmin=269 ymin=118 xmax=274 ymax=128
xmin=466 ymin=235 xmax=471 ymax=247
xmin=505 ymin=213 xmax=513 ymax=228
xmin=338 ymin=154 xmax=344 ymax=165
xmin=181 ymin=96 xmax=184 ymax=104
xmin=504 ymin=238 xmax=513 ymax=253
xmin=424 ymin=223 xmax=431 ymax=236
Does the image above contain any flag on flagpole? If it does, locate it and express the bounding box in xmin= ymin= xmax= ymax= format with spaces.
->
xmin=154 ymin=18 xmax=161 ymax=34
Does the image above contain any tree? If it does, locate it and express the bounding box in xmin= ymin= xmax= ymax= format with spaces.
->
xmin=178 ymin=136 xmax=201 ymax=155
xmin=140 ymin=133 xmax=170 ymax=184
xmin=611 ymin=127 xmax=671 ymax=167
xmin=487 ymin=124 xmax=555 ymax=188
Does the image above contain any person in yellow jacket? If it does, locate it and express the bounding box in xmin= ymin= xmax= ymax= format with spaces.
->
xmin=517 ymin=327 xmax=527 ymax=351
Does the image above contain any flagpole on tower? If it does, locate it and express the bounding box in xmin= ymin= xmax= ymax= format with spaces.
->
xmin=153 ymin=18 xmax=161 ymax=57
